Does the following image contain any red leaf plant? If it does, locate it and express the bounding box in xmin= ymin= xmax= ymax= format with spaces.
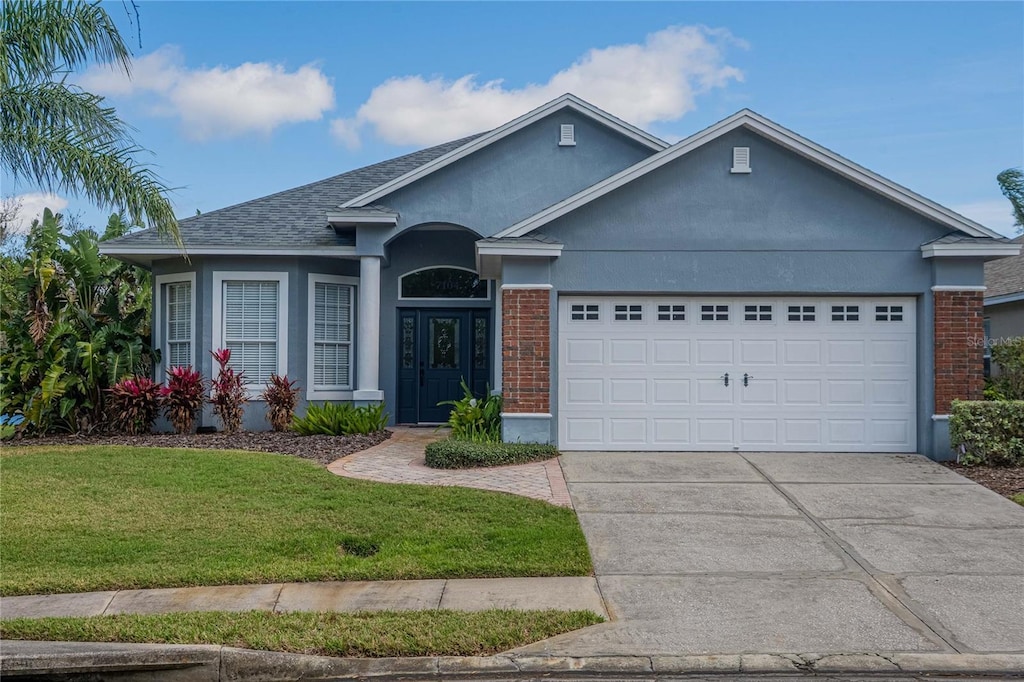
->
xmin=210 ymin=348 xmax=247 ymax=434
xmin=160 ymin=366 xmax=205 ymax=434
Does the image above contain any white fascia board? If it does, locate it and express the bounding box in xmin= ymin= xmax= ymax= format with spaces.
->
xmin=340 ymin=94 xmax=668 ymax=209
xmin=325 ymin=212 xmax=397 ymax=226
xmin=100 ymin=245 xmax=358 ymax=258
xmin=984 ymin=291 xmax=1024 ymax=306
xmin=496 ymin=109 xmax=1003 ymax=240
xmin=921 ymin=243 xmax=1022 ymax=258
xmin=476 ymin=242 xmax=564 ymax=258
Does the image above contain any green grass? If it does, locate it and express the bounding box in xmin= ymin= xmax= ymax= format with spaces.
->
xmin=1012 ymin=493 xmax=1024 ymax=507
xmin=0 ymin=446 xmax=590 ymax=596
xmin=0 ymin=609 xmax=603 ymax=657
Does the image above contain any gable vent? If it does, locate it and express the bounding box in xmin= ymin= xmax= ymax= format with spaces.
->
xmin=559 ymin=124 xmax=576 ymax=147
xmin=731 ymin=146 xmax=751 ymax=174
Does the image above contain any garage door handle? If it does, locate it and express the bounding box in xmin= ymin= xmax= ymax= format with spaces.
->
xmin=721 ymin=373 xmax=729 ymax=387
xmin=743 ymin=373 xmax=752 ymax=387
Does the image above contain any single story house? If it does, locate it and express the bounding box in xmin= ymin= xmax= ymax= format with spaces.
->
xmin=101 ymin=94 xmax=1021 ymax=460
xmin=984 ymin=235 xmax=1024 ymax=373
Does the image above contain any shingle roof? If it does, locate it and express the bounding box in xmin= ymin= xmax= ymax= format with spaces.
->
xmin=105 ymin=133 xmax=485 ymax=250
xmin=985 ymin=235 xmax=1024 ymax=299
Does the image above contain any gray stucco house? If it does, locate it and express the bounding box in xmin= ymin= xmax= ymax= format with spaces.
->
xmin=984 ymin=235 xmax=1024 ymax=373
xmin=101 ymin=94 xmax=1020 ymax=460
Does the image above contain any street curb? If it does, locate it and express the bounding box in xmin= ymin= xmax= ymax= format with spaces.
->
xmin=4 ymin=641 xmax=1024 ymax=679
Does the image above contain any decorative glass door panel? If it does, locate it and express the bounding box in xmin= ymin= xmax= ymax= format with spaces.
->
xmin=429 ymin=317 xmax=460 ymax=369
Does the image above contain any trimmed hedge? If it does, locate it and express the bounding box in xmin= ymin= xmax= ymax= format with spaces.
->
xmin=425 ymin=439 xmax=559 ymax=469
xmin=949 ymin=400 xmax=1024 ymax=466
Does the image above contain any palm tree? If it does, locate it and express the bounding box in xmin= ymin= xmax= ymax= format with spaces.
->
xmin=997 ymin=168 xmax=1023 ymax=233
xmin=0 ymin=1 xmax=180 ymax=245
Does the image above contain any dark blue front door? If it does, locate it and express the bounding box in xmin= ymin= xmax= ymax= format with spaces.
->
xmin=397 ymin=309 xmax=490 ymax=423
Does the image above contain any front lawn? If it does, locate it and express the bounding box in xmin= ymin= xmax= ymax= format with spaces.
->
xmin=0 ymin=446 xmax=591 ymax=596
xmin=0 ymin=609 xmax=603 ymax=657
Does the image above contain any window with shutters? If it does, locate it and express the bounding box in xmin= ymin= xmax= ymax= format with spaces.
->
xmin=307 ymin=274 xmax=357 ymax=399
xmin=213 ymin=272 xmax=288 ymax=391
xmin=166 ymin=281 xmax=192 ymax=368
xmin=156 ymin=273 xmax=195 ymax=371
xmin=311 ymin=277 xmax=354 ymax=390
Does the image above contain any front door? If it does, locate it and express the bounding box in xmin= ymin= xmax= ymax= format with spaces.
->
xmin=397 ymin=309 xmax=490 ymax=423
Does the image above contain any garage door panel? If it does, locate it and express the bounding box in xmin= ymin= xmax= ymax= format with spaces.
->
xmin=652 ymin=379 xmax=690 ymax=404
xmin=740 ymin=339 xmax=778 ymax=365
xmin=609 ymin=339 xmax=646 ymax=364
xmin=558 ymin=296 xmax=916 ymax=452
xmin=652 ymin=339 xmax=690 ymax=364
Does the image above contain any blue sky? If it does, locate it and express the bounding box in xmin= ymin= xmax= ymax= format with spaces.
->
xmin=6 ymin=1 xmax=1023 ymax=236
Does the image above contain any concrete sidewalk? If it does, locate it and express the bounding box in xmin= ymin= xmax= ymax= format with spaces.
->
xmin=0 ymin=577 xmax=606 ymax=620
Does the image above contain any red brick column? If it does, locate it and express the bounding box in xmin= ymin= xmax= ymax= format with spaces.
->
xmin=502 ymin=288 xmax=551 ymax=413
xmin=934 ymin=289 xmax=985 ymax=413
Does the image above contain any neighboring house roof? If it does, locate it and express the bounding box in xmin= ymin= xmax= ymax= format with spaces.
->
xmin=340 ymin=93 xmax=669 ymax=208
xmin=101 ymin=133 xmax=486 ymax=256
xmin=985 ymin=235 xmax=1024 ymax=305
xmin=495 ymin=109 xmax=1003 ymax=240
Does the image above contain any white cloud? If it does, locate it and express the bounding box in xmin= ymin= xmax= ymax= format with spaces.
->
xmin=951 ymin=199 xmax=1020 ymax=237
xmin=3 ymin=192 xmax=69 ymax=235
xmin=78 ymin=46 xmax=335 ymax=140
xmin=331 ymin=25 xmax=746 ymax=148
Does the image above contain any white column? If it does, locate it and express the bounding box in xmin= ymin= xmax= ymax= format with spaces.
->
xmin=354 ymin=255 xmax=383 ymax=402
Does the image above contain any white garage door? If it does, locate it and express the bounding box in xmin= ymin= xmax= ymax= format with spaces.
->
xmin=558 ymin=296 xmax=917 ymax=452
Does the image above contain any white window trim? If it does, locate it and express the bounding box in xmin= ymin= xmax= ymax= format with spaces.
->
xmin=307 ymin=273 xmax=358 ymax=401
xmin=212 ymin=271 xmax=288 ymax=399
xmin=153 ymin=272 xmax=196 ymax=376
xmin=398 ymin=265 xmax=490 ymax=301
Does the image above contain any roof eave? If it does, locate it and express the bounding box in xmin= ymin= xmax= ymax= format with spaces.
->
xmin=921 ymin=243 xmax=1023 ymax=259
xmin=341 ymin=94 xmax=668 ymax=209
xmin=984 ymin=291 xmax=1024 ymax=306
xmin=495 ymin=110 xmax=1004 ymax=241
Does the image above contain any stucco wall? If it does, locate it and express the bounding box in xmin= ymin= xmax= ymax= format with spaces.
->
xmin=531 ymin=127 xmax=983 ymax=459
xmin=986 ymin=299 xmax=1024 ymax=340
xmin=356 ymin=110 xmax=655 ymax=255
xmin=152 ymin=255 xmax=359 ymax=431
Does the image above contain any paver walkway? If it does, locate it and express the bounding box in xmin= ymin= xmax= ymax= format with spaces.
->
xmin=327 ymin=427 xmax=572 ymax=507
xmin=0 ymin=577 xmax=606 ymax=620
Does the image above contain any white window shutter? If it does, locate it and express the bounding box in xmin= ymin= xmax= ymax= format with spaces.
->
xmin=165 ymin=281 xmax=192 ymax=368
xmin=222 ymin=280 xmax=279 ymax=383
xmin=312 ymin=281 xmax=353 ymax=389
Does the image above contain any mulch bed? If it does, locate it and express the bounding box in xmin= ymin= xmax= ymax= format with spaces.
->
xmin=3 ymin=430 xmax=392 ymax=466
xmin=943 ymin=463 xmax=1024 ymax=498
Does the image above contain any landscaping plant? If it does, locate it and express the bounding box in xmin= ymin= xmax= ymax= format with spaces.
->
xmin=107 ymin=376 xmax=161 ymax=435
xmin=0 ymin=211 xmax=155 ymax=434
xmin=949 ymin=399 xmax=1024 ymax=466
xmin=987 ymin=337 xmax=1024 ymax=400
xmin=262 ymin=374 xmax=300 ymax=432
xmin=291 ymin=402 xmax=389 ymax=436
xmin=439 ymin=379 xmax=502 ymax=442
xmin=160 ymin=366 xmax=205 ymax=434
xmin=210 ymin=349 xmax=247 ymax=434
xmin=425 ymin=439 xmax=559 ymax=469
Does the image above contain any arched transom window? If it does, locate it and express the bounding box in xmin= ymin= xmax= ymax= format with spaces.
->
xmin=400 ymin=267 xmax=488 ymax=299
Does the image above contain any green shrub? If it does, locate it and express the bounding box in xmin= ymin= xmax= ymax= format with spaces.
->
xmin=292 ymin=402 xmax=388 ymax=436
xmin=440 ymin=380 xmax=502 ymax=442
xmin=949 ymin=399 xmax=1024 ymax=466
xmin=425 ymin=439 xmax=558 ymax=469
xmin=989 ymin=337 xmax=1024 ymax=400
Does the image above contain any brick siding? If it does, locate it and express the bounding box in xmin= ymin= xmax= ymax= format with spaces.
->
xmin=502 ymin=288 xmax=551 ymax=413
xmin=934 ymin=289 xmax=985 ymax=413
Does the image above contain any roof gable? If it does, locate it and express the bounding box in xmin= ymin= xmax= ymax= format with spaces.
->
xmin=495 ymin=109 xmax=1002 ymax=240
xmin=340 ymin=94 xmax=668 ymax=209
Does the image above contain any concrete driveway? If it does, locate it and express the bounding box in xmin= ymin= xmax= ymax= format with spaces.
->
xmin=517 ymin=452 xmax=1024 ymax=657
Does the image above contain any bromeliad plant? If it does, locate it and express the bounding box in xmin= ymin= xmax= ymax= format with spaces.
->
xmin=262 ymin=374 xmax=300 ymax=432
xmin=440 ymin=380 xmax=502 ymax=443
xmin=210 ymin=349 xmax=247 ymax=434
xmin=107 ymin=376 xmax=161 ymax=435
xmin=161 ymin=366 xmax=205 ymax=434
